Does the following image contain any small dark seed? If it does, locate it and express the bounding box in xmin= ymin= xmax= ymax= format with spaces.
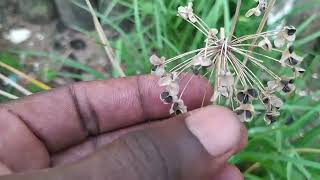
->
xmin=172 ymin=102 xmax=179 ymax=110
xmin=161 ymin=91 xmax=170 ymax=99
xmin=287 ymin=28 xmax=296 ymax=36
xmin=175 ymin=109 xmax=183 ymax=115
xmin=288 ymin=79 xmax=295 ymax=84
xmin=245 ymin=110 xmax=253 ymax=119
xmin=288 ymin=57 xmax=298 ymax=65
xmin=164 ymin=96 xmax=173 ymax=103
xmin=151 ymin=65 xmax=158 ymax=71
xmin=237 ymin=92 xmax=246 ymax=102
xmin=191 ymin=66 xmax=200 ymax=75
xmin=266 ymin=115 xmax=276 ymax=123
xmin=262 ymin=97 xmax=270 ymax=104
xmin=288 ymin=46 xmax=294 ymax=53
xmin=282 ymin=85 xmax=291 ymax=93
xmin=243 ymin=95 xmax=249 ymax=104
xmin=235 ymin=109 xmax=244 ymax=115
xmin=247 ymin=88 xmax=258 ymax=98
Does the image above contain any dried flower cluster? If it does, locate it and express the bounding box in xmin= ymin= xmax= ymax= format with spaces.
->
xmin=149 ymin=1 xmax=305 ymax=125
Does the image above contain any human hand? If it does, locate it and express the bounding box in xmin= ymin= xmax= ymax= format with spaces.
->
xmin=0 ymin=75 xmax=247 ymax=180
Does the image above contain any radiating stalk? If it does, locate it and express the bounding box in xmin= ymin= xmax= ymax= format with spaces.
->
xmin=228 ymin=0 xmax=242 ymax=40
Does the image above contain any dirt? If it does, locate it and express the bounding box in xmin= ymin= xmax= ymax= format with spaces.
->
xmin=0 ymin=3 xmax=110 ymax=88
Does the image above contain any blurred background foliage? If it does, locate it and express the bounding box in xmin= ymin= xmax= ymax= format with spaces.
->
xmin=0 ymin=0 xmax=320 ymax=179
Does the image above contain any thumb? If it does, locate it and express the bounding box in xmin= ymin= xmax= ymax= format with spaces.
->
xmin=2 ymin=106 xmax=247 ymax=180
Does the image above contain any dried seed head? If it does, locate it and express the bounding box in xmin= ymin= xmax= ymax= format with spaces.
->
xmin=150 ymin=2 xmax=304 ymax=125
xmin=237 ymin=88 xmax=258 ymax=104
xmin=192 ymin=55 xmax=212 ymax=67
xmin=170 ymin=99 xmax=187 ymax=115
xmin=150 ymin=55 xmax=166 ymax=76
xmin=258 ymin=37 xmax=273 ymax=51
xmin=274 ymin=26 xmax=296 ymax=48
xmin=177 ymin=2 xmax=196 ymax=23
xmin=160 ymin=91 xmax=174 ymax=104
xmin=293 ymin=67 xmax=306 ymax=77
xmin=235 ymin=104 xmax=255 ymax=122
xmin=262 ymin=94 xmax=283 ymax=110
xmin=280 ymin=47 xmax=304 ymax=67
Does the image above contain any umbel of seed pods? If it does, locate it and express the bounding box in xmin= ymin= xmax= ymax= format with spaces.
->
xmin=149 ymin=1 xmax=305 ymax=125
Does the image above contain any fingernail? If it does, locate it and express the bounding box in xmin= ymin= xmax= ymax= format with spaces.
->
xmin=185 ymin=106 xmax=242 ymax=157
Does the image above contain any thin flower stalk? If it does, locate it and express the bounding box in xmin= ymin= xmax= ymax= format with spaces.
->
xmin=149 ymin=1 xmax=304 ymax=125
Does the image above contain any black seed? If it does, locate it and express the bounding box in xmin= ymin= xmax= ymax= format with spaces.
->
xmin=288 ymin=57 xmax=298 ymax=65
xmin=164 ymin=96 xmax=173 ymax=103
xmin=245 ymin=110 xmax=253 ymax=119
xmin=288 ymin=79 xmax=295 ymax=84
xmin=151 ymin=65 xmax=158 ymax=71
xmin=191 ymin=66 xmax=200 ymax=75
xmin=298 ymin=69 xmax=305 ymax=73
xmin=175 ymin=109 xmax=183 ymax=115
xmin=235 ymin=109 xmax=244 ymax=115
xmin=70 ymin=39 xmax=86 ymax=50
xmin=288 ymin=46 xmax=294 ymax=53
xmin=237 ymin=92 xmax=247 ymax=103
xmin=287 ymin=28 xmax=296 ymax=36
xmin=262 ymin=97 xmax=270 ymax=104
xmin=161 ymin=91 xmax=170 ymax=99
xmin=247 ymin=88 xmax=258 ymax=98
xmin=285 ymin=116 xmax=295 ymax=125
xmin=243 ymin=95 xmax=249 ymax=104
xmin=282 ymin=85 xmax=291 ymax=93
xmin=172 ymin=102 xmax=179 ymax=110
xmin=266 ymin=115 xmax=276 ymax=123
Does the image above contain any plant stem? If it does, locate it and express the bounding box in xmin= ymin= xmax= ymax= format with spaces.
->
xmin=85 ymin=0 xmax=126 ymax=77
xmin=0 ymin=89 xmax=19 ymax=99
xmin=0 ymin=73 xmax=32 ymax=95
xmin=228 ymin=0 xmax=242 ymax=40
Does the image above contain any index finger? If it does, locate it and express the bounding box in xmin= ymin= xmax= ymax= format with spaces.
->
xmin=1 ymin=74 xmax=213 ymax=153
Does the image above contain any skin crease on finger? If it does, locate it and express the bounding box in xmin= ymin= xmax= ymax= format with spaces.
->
xmin=0 ymin=106 xmax=246 ymax=180
xmin=0 ymin=74 xmax=213 ymax=172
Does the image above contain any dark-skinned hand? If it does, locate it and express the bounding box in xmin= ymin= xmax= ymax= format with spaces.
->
xmin=0 ymin=75 xmax=247 ymax=180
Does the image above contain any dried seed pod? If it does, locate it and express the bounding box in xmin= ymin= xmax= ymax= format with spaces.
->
xmin=237 ymin=88 xmax=258 ymax=104
xmin=160 ymin=91 xmax=174 ymax=104
xmin=235 ymin=104 xmax=255 ymax=122
xmin=170 ymin=99 xmax=187 ymax=115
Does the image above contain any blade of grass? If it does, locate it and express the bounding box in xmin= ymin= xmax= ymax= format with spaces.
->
xmin=0 ymin=89 xmax=18 ymax=99
xmin=296 ymin=14 xmax=319 ymax=36
xmin=133 ymin=0 xmax=149 ymax=60
xmin=85 ymin=0 xmax=126 ymax=77
xmin=296 ymin=126 xmax=320 ymax=147
xmin=231 ymin=152 xmax=320 ymax=170
xmin=0 ymin=61 xmax=51 ymax=90
xmin=11 ymin=50 xmax=105 ymax=79
xmin=153 ymin=0 xmax=163 ymax=48
xmin=295 ymin=30 xmax=320 ymax=47
xmin=0 ymin=73 xmax=32 ymax=95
